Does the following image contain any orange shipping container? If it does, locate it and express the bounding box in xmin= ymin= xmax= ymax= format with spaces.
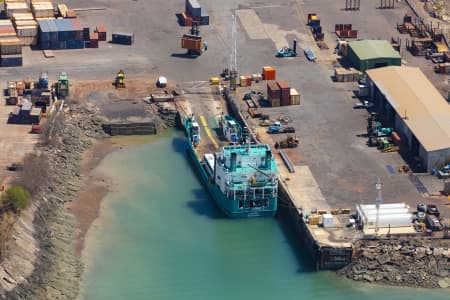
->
xmin=263 ymin=66 xmax=276 ymax=80
xmin=181 ymin=37 xmax=202 ymax=50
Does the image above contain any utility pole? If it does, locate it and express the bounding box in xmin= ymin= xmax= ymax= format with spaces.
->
xmin=230 ymin=14 xmax=238 ymax=90
xmin=375 ymin=178 xmax=383 ymax=234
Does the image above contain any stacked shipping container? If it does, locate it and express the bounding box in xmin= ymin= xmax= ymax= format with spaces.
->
xmin=277 ymin=81 xmax=290 ymax=106
xmin=38 ymin=19 xmax=85 ymax=50
xmin=267 ymin=81 xmax=280 ymax=107
xmin=184 ymin=0 xmax=209 ymax=25
xmin=262 ymin=66 xmax=276 ymax=80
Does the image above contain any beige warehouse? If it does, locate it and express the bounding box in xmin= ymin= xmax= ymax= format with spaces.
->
xmin=366 ymin=66 xmax=450 ymax=172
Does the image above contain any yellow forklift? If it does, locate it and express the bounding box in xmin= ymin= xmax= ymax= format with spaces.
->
xmin=115 ymin=70 xmax=125 ymax=89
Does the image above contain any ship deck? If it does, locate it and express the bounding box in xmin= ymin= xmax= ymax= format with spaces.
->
xmin=176 ymin=81 xmax=230 ymax=158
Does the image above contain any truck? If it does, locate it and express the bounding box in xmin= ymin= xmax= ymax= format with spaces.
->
xmin=267 ymin=121 xmax=295 ymax=134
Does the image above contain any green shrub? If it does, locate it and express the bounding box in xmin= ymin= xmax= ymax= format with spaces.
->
xmin=1 ymin=186 xmax=30 ymax=212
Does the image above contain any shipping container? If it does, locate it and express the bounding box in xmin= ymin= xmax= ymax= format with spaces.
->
xmin=267 ymin=81 xmax=280 ymax=99
xmin=290 ymin=88 xmax=300 ymax=105
xmin=96 ymin=25 xmax=107 ymax=41
xmin=111 ymin=32 xmax=134 ymax=45
xmin=239 ymin=75 xmax=246 ymax=87
xmin=246 ymin=76 xmax=252 ymax=87
xmin=270 ymin=98 xmax=280 ymax=107
xmin=181 ymin=36 xmax=202 ymax=50
xmin=90 ymin=32 xmax=98 ymax=41
xmin=83 ymin=27 xmax=90 ymax=41
xmin=262 ymin=66 xmax=276 ymax=80
xmin=89 ymin=39 xmax=98 ymax=48
xmin=186 ymin=0 xmax=201 ymax=18
xmin=1 ymin=54 xmax=22 ymax=67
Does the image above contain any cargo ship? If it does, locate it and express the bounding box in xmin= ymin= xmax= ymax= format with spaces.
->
xmin=184 ymin=114 xmax=278 ymax=218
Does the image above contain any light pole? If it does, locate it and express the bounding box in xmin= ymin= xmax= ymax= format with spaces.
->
xmin=375 ymin=178 xmax=383 ymax=234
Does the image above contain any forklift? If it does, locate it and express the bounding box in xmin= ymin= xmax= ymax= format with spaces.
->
xmin=181 ymin=22 xmax=205 ymax=57
xmin=115 ymin=70 xmax=125 ymax=89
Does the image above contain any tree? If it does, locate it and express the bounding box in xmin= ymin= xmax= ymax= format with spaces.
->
xmin=1 ymin=186 xmax=30 ymax=212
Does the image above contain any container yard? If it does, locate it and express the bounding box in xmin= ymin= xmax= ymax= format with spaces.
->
xmin=0 ymin=0 xmax=449 ymax=297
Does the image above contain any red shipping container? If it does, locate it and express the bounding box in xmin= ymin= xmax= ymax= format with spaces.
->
xmin=343 ymin=24 xmax=352 ymax=31
xmin=280 ymin=95 xmax=291 ymax=106
xmin=277 ymin=80 xmax=290 ymax=91
xmin=267 ymin=81 xmax=280 ymax=99
xmin=90 ymin=32 xmax=99 ymax=41
xmin=335 ymin=24 xmax=343 ymax=31
xmin=89 ymin=39 xmax=98 ymax=48
xmin=96 ymin=25 xmax=107 ymax=41
xmin=349 ymin=30 xmax=358 ymax=39
xmin=246 ymin=76 xmax=252 ymax=87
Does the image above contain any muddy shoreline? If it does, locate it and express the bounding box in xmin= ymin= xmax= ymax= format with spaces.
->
xmin=0 ymin=103 xmax=110 ymax=299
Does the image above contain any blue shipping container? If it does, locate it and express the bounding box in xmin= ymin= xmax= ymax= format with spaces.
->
xmin=186 ymin=0 xmax=201 ymax=18
xmin=66 ymin=40 xmax=76 ymax=49
xmin=75 ymin=40 xmax=84 ymax=49
xmin=1 ymin=54 xmax=23 ymax=67
xmin=111 ymin=32 xmax=134 ymax=45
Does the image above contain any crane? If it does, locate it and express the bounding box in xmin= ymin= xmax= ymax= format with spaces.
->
xmin=229 ymin=14 xmax=238 ymax=90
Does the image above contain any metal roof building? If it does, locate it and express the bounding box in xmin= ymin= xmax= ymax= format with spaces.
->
xmin=347 ymin=40 xmax=401 ymax=72
xmin=366 ymin=66 xmax=450 ymax=172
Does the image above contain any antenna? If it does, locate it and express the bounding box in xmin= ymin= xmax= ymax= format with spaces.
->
xmin=403 ymin=109 xmax=408 ymax=120
xmin=375 ymin=178 xmax=383 ymax=234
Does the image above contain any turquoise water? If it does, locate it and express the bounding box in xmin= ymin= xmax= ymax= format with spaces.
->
xmin=80 ymin=130 xmax=448 ymax=300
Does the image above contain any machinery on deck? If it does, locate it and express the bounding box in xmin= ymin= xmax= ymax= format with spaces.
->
xmin=55 ymin=72 xmax=69 ymax=98
xmin=276 ymin=39 xmax=297 ymax=57
xmin=181 ymin=22 xmax=205 ymax=57
xmin=115 ymin=70 xmax=125 ymax=89
xmin=275 ymin=136 xmax=299 ymax=149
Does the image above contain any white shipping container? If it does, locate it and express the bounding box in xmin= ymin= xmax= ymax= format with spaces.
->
xmin=322 ymin=213 xmax=334 ymax=228
xmin=361 ymin=213 xmax=414 ymax=229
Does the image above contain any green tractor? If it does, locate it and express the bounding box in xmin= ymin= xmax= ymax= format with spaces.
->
xmin=55 ymin=72 xmax=69 ymax=98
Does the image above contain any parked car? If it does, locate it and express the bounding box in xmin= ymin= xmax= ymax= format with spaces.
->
xmin=426 ymin=204 xmax=440 ymax=217
xmin=304 ymin=48 xmax=316 ymax=61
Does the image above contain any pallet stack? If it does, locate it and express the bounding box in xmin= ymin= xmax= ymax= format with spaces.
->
xmin=4 ymin=0 xmax=30 ymax=18
xmin=334 ymin=67 xmax=359 ymax=82
xmin=12 ymin=13 xmax=38 ymax=46
xmin=0 ymin=19 xmax=22 ymax=67
xmin=31 ymin=0 xmax=55 ymax=19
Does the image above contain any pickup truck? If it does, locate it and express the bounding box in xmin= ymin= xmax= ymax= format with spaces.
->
xmin=267 ymin=122 xmax=295 ymax=134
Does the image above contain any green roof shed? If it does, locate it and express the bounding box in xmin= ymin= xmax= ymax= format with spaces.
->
xmin=347 ymin=40 xmax=401 ymax=72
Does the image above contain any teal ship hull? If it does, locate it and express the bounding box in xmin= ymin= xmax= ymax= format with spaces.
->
xmin=184 ymin=116 xmax=277 ymax=218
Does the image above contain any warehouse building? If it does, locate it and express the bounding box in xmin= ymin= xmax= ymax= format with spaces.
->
xmin=347 ymin=40 xmax=401 ymax=72
xmin=366 ymin=66 xmax=450 ymax=172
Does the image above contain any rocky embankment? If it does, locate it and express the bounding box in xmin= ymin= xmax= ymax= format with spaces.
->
xmin=338 ymin=238 xmax=450 ymax=288
xmin=0 ymin=103 xmax=106 ymax=299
